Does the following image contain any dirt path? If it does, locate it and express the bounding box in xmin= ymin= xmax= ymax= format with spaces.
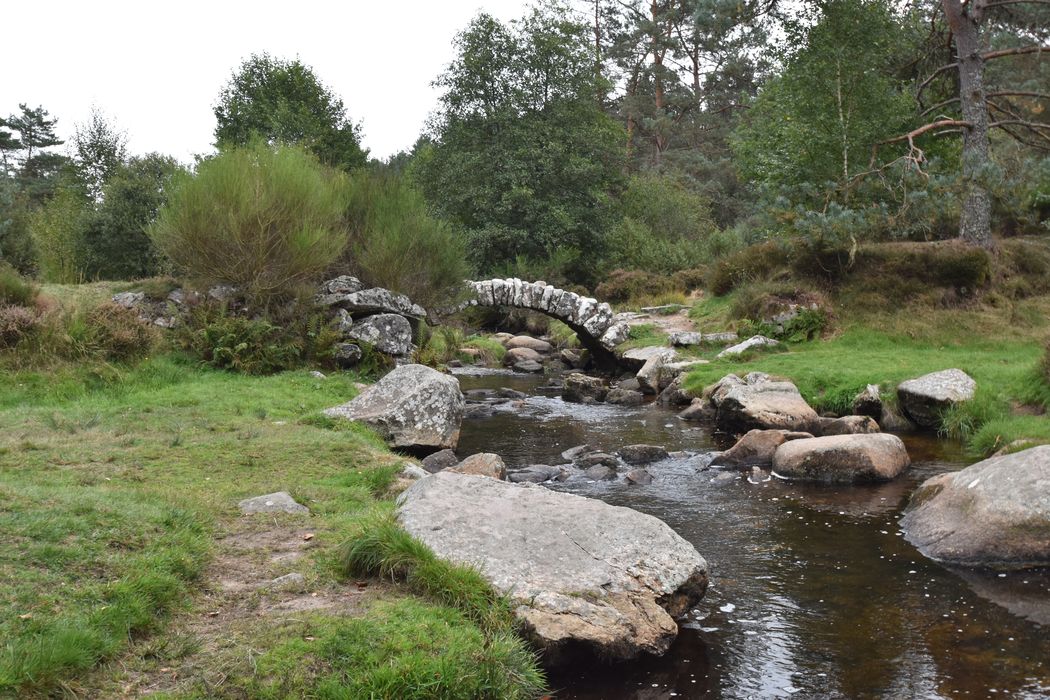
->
xmin=100 ymin=516 xmax=381 ymax=698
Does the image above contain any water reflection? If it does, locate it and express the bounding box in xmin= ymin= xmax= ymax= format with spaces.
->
xmin=454 ymin=370 xmax=1050 ymax=699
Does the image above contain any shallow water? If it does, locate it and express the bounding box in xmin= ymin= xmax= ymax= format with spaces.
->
xmin=454 ymin=369 xmax=1050 ymax=700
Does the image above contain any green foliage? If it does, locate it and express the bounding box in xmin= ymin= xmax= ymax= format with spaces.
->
xmin=740 ymin=308 xmax=829 ymax=343
xmin=708 ymin=240 xmax=786 ymax=295
xmin=414 ymin=6 xmax=626 ymax=282
xmin=81 ymin=154 xmax=186 ymax=280
xmin=0 ymin=261 xmax=38 ymax=306
xmin=214 ymin=53 xmax=368 ymax=171
xmin=0 ymin=176 xmax=36 ymax=274
xmin=150 ymin=143 xmax=349 ymax=305
xmin=29 ymin=184 xmax=89 ymax=283
xmin=71 ymin=107 xmax=127 ymax=203
xmin=603 ymin=173 xmax=719 ymax=273
xmin=595 ymin=269 xmax=677 ymax=304
xmin=339 ymin=170 xmax=470 ymax=309
xmin=176 ymin=302 xmax=339 ymax=375
xmin=69 ymin=302 xmax=162 ymax=363
xmin=733 ymin=0 xmax=917 ymax=207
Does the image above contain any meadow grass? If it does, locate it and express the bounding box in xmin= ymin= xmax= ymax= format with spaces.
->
xmin=0 ymin=356 xmax=545 ymax=698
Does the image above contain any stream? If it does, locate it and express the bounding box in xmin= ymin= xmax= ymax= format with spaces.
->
xmin=453 ymin=368 xmax=1050 ymax=700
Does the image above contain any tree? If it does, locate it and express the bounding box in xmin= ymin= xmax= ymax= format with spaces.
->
xmin=0 ymin=120 xmax=21 ymax=178
xmin=73 ymin=108 xmax=128 ymax=203
xmin=81 ymin=154 xmax=185 ymax=279
xmin=414 ymin=5 xmax=626 ymax=281
xmin=214 ymin=54 xmax=368 ymax=171
xmin=733 ymin=0 xmax=917 ymax=207
xmin=4 ymin=104 xmax=68 ymax=205
xmin=897 ymin=0 xmax=1049 ymax=247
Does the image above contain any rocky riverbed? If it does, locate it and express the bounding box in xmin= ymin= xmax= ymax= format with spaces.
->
xmin=451 ymin=369 xmax=1050 ymax=699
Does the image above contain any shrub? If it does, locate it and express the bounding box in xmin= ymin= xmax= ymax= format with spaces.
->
xmin=1043 ymin=342 xmax=1050 ymax=386
xmin=595 ymin=269 xmax=676 ymax=304
xmin=29 ymin=186 xmax=89 ymax=283
xmin=0 ymin=305 xmax=40 ymax=348
xmin=671 ymin=267 xmax=707 ymax=293
xmin=708 ymin=241 xmax=786 ymax=295
xmin=150 ymin=143 xmax=349 ymax=306
xmin=339 ymin=171 xmax=470 ymax=310
xmin=0 ymin=262 xmax=38 ymax=306
xmin=176 ymin=303 xmax=338 ymax=375
xmin=75 ymin=303 xmax=162 ymax=363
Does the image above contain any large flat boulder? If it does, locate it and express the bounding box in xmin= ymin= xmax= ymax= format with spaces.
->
xmin=897 ymin=369 xmax=976 ymax=428
xmin=562 ymin=373 xmax=608 ymax=403
xmin=324 ymin=364 xmax=463 ymax=452
xmin=772 ymin=433 xmax=910 ymax=483
xmin=396 ymin=472 xmax=708 ymax=660
xmin=707 ymin=373 xmax=819 ymax=434
xmin=901 ymin=445 xmax=1050 ymax=569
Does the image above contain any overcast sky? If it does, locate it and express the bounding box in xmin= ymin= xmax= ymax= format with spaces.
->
xmin=1 ymin=0 xmax=531 ymax=163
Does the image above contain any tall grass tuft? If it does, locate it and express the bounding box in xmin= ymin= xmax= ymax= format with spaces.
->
xmin=0 ymin=263 xmax=39 ymax=307
xmin=149 ymin=142 xmax=349 ymax=307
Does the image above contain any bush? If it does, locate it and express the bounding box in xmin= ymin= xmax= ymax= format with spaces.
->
xmin=671 ymin=267 xmax=707 ymax=293
xmin=0 ymin=262 xmax=38 ymax=306
xmin=176 ymin=303 xmax=339 ymax=375
xmin=74 ymin=303 xmax=162 ymax=363
xmin=339 ymin=171 xmax=470 ymax=310
xmin=150 ymin=143 xmax=349 ymax=306
xmin=0 ymin=305 xmax=40 ymax=348
xmin=595 ymin=269 xmax=676 ymax=304
xmin=708 ymin=241 xmax=786 ymax=295
xmin=29 ymin=186 xmax=89 ymax=283
xmin=1043 ymin=342 xmax=1050 ymax=386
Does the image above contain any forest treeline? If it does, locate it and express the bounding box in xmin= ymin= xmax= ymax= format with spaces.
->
xmin=1 ymin=0 xmax=1048 ymax=294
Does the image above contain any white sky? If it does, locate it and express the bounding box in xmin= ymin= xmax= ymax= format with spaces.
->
xmin=1 ymin=0 xmax=531 ymax=163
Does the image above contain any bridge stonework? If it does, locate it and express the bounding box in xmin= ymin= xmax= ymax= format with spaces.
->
xmin=446 ymin=278 xmax=631 ymax=368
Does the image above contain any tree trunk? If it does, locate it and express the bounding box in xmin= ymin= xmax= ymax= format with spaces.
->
xmin=943 ymin=0 xmax=993 ymax=248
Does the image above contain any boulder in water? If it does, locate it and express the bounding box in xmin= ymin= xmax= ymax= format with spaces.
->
xmin=901 ymin=445 xmax=1050 ymax=569
xmin=772 ymin=433 xmax=910 ymax=483
xmin=706 ymin=373 xmax=819 ymax=434
xmin=562 ymin=373 xmax=609 ymax=403
xmin=396 ymin=472 xmax=708 ymax=660
xmin=448 ymin=453 xmax=507 ymax=480
xmin=711 ymin=429 xmax=813 ymax=469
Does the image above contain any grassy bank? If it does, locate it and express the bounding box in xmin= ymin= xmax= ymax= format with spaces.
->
xmin=682 ymin=289 xmax=1050 ymax=456
xmin=0 ymin=356 xmax=544 ymax=698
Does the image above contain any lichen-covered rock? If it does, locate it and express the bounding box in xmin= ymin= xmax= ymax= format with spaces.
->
xmin=397 ymin=473 xmax=708 ymax=660
xmin=504 ymin=346 xmax=543 ymax=365
xmin=346 ymin=314 xmax=413 ymax=356
xmin=318 ymin=286 xmax=426 ymax=320
xmin=772 ymin=433 xmax=911 ymax=483
xmin=897 ymin=369 xmax=976 ymax=428
xmin=324 ymin=364 xmax=464 ymax=452
xmin=319 ymin=275 xmax=365 ymax=295
xmin=599 ymin=322 xmax=631 ymax=350
xmin=636 ymin=349 xmax=678 ymax=395
xmin=607 ymin=388 xmax=645 ymax=406
xmin=421 ymin=448 xmax=459 ymax=474
xmin=332 ymin=343 xmax=363 ymax=368
xmin=901 ymin=446 xmax=1050 ymax=569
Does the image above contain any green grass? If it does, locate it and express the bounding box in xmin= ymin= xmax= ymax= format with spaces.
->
xmin=245 ymin=599 xmax=545 ymax=700
xmin=0 ymin=354 xmax=546 ymax=698
xmin=683 ymin=325 xmax=1050 ymax=455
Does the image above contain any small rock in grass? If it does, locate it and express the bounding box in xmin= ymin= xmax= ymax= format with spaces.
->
xmin=239 ymin=492 xmax=309 ymax=515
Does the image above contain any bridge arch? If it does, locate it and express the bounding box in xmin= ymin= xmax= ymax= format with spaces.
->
xmin=443 ymin=278 xmax=630 ymax=369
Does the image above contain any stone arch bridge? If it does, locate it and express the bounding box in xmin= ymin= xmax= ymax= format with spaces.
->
xmin=441 ymin=278 xmax=631 ymax=368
